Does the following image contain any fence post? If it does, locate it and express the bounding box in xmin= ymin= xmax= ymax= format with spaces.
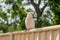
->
xmin=10 ymin=33 xmax=14 ymax=40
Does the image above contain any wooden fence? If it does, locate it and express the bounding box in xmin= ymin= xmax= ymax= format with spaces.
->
xmin=0 ymin=25 xmax=60 ymax=40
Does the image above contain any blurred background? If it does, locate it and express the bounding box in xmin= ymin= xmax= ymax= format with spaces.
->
xmin=0 ymin=0 xmax=60 ymax=33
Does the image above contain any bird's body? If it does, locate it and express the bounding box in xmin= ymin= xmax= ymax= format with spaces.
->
xmin=25 ymin=12 xmax=35 ymax=30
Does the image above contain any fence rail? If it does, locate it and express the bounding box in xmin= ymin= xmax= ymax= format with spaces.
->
xmin=0 ymin=25 xmax=60 ymax=40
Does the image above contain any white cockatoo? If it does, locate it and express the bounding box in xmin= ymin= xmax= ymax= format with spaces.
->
xmin=25 ymin=12 xmax=35 ymax=30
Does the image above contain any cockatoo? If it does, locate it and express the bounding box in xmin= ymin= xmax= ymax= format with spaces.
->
xmin=25 ymin=12 xmax=35 ymax=30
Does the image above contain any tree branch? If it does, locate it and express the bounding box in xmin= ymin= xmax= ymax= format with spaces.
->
xmin=30 ymin=0 xmax=36 ymax=6
xmin=30 ymin=0 xmax=42 ymax=17
xmin=38 ymin=0 xmax=41 ymax=6
xmin=41 ymin=3 xmax=47 ymax=13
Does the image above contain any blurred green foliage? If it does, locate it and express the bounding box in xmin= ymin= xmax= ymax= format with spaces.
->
xmin=48 ymin=0 xmax=60 ymax=24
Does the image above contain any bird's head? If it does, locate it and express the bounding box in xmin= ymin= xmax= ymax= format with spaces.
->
xmin=27 ymin=12 xmax=34 ymax=18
